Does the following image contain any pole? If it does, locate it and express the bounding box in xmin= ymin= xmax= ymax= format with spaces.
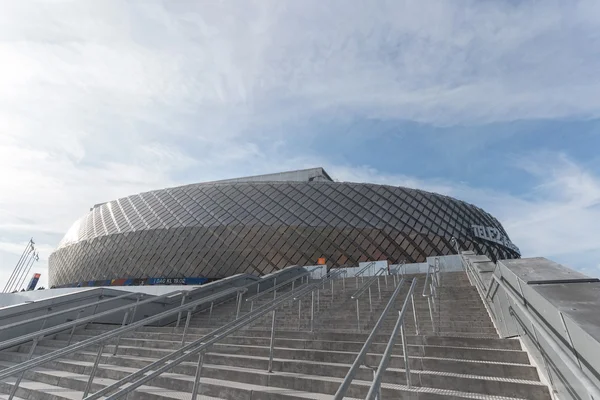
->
xmin=3 ymin=240 xmax=31 ymax=293
xmin=7 ymin=247 xmax=34 ymax=293
xmin=268 ymin=309 xmax=276 ymax=372
xmin=15 ymin=252 xmax=38 ymax=292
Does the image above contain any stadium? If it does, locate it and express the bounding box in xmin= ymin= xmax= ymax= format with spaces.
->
xmin=48 ymin=168 xmax=520 ymax=287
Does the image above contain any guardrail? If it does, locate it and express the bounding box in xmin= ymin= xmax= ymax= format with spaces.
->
xmin=421 ymin=258 xmax=440 ymax=334
xmin=351 ymin=269 xmax=385 ymax=332
xmin=82 ymin=267 xmax=345 ymax=400
xmin=0 ymin=291 xmax=140 ymax=342
xmin=0 ymin=284 xmax=249 ymax=400
xmin=354 ymin=261 xmax=377 ymax=287
xmin=366 ymin=278 xmax=419 ymax=399
xmin=0 ymin=267 xmax=307 ymax=400
xmin=333 ymin=278 xmax=407 ymax=400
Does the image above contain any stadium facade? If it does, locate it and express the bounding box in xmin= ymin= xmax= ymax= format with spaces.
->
xmin=48 ymin=168 xmax=520 ymax=287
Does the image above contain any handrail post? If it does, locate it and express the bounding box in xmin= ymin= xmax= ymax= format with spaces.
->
xmin=310 ymin=290 xmax=315 ymax=332
xmin=268 ymin=309 xmax=276 ymax=372
xmin=401 ymin=323 xmax=411 ymax=388
xmin=190 ymin=349 xmax=206 ymax=399
xmin=368 ymin=286 xmax=373 ymax=313
xmin=8 ymin=336 xmax=40 ymax=400
xmin=175 ymin=294 xmax=187 ymax=328
xmin=411 ymin=293 xmax=419 ymax=336
xmin=330 ymin=278 xmax=335 ymax=304
xmin=236 ymin=290 xmax=244 ymax=320
xmin=356 ymin=299 xmax=361 ymax=332
xmin=181 ymin=307 xmax=194 ymax=347
xmin=208 ymin=302 xmax=214 ymax=324
xmin=317 ymin=289 xmax=320 ymax=312
xmin=377 ymin=275 xmax=381 ymax=300
xmin=67 ymin=308 xmax=85 ymax=345
xmin=112 ymin=310 xmax=130 ymax=355
xmin=83 ymin=343 xmax=104 ymax=398
xmin=129 ymin=296 xmax=141 ymax=324
xmin=297 ymin=299 xmax=302 ymax=331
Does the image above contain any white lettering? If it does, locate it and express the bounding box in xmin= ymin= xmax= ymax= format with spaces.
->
xmin=471 ymin=225 xmax=521 ymax=255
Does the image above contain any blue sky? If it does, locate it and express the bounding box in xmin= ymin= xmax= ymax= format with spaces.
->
xmin=1 ymin=0 xmax=600 ymax=288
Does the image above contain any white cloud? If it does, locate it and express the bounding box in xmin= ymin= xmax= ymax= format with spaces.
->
xmin=1 ymin=0 xmax=599 ymax=289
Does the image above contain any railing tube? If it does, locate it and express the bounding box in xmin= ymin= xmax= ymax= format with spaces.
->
xmin=310 ymin=290 xmax=315 ymax=332
xmin=175 ymin=294 xmax=187 ymax=328
xmin=333 ymin=278 xmax=406 ymax=400
xmin=8 ymin=336 xmax=39 ymax=400
xmin=365 ymin=279 xmax=418 ymax=399
xmin=112 ymin=310 xmax=130 ymax=356
xmin=190 ymin=350 xmax=206 ymax=399
xmin=83 ymin=343 xmax=105 ymax=398
xmin=268 ymin=309 xmax=276 ymax=372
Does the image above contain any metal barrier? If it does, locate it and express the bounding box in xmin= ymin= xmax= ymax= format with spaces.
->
xmin=421 ymin=258 xmax=440 ymax=334
xmin=333 ymin=278 xmax=407 ymax=400
xmin=366 ymin=278 xmax=419 ymax=399
xmin=292 ymin=269 xmax=348 ymax=332
xmin=354 ymin=261 xmax=377 ymax=287
xmin=0 ymin=285 xmax=251 ymax=400
xmin=0 ymin=291 xmax=139 ymax=341
xmin=83 ymin=268 xmax=345 ymax=400
xmin=245 ymin=268 xmax=317 ymax=311
xmin=351 ymin=269 xmax=384 ymax=332
xmin=0 ymin=268 xmax=304 ymax=400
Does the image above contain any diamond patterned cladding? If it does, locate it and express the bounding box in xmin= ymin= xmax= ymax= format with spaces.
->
xmin=48 ymin=181 xmax=520 ymax=286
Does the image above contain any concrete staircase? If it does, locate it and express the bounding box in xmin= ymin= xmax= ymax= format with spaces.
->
xmin=0 ymin=272 xmax=552 ymax=399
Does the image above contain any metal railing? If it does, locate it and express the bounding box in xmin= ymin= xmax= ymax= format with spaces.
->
xmin=82 ymin=268 xmax=344 ymax=400
xmin=355 ymin=261 xmax=377 ymax=287
xmin=421 ymin=258 xmax=441 ymax=334
xmin=245 ymin=268 xmax=317 ymax=311
xmin=333 ymin=278 xmax=407 ymax=400
xmin=351 ymin=269 xmax=384 ymax=332
xmin=293 ymin=268 xmax=349 ymax=332
xmin=366 ymin=278 xmax=419 ymax=399
xmin=0 ymin=289 xmax=190 ymax=354
xmin=0 ymin=291 xmax=140 ymax=341
xmin=0 ymin=284 xmax=253 ymax=400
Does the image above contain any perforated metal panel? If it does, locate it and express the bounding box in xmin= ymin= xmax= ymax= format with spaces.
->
xmin=49 ymin=182 xmax=519 ymax=286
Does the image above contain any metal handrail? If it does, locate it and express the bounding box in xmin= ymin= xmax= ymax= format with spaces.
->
xmin=0 ymin=285 xmax=248 ymax=382
xmin=0 ymin=289 xmax=187 ymax=352
xmin=0 ymin=291 xmax=139 ymax=333
xmin=245 ymin=269 xmax=315 ymax=303
xmin=84 ymin=267 xmax=345 ymax=400
xmin=351 ymin=269 xmax=385 ymax=300
xmin=291 ymin=268 xmax=347 ymax=332
xmin=366 ymin=278 xmax=419 ymax=399
xmin=354 ymin=261 xmax=376 ymax=277
xmin=333 ymin=278 xmax=407 ymax=400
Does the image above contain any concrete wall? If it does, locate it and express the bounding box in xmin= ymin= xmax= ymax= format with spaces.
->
xmin=462 ymin=253 xmax=600 ymax=400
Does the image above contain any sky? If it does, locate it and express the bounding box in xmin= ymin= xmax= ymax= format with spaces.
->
xmin=1 ymin=0 xmax=600 ymax=290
